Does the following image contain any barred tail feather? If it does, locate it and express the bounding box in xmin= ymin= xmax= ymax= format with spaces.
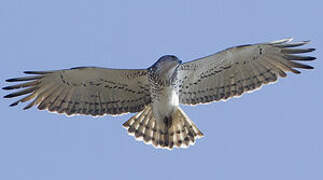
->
xmin=123 ymin=105 xmax=203 ymax=149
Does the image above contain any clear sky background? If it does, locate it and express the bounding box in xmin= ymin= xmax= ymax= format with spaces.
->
xmin=0 ymin=0 xmax=322 ymax=180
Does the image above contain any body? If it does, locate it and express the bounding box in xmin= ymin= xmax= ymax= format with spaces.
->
xmin=3 ymin=38 xmax=315 ymax=149
xmin=148 ymin=55 xmax=181 ymax=132
xmin=121 ymin=55 xmax=203 ymax=148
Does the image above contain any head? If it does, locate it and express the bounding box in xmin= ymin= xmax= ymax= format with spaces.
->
xmin=149 ymin=55 xmax=182 ymax=82
xmin=150 ymin=55 xmax=182 ymax=72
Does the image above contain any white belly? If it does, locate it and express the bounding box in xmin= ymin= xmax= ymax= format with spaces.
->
xmin=152 ymin=86 xmax=179 ymax=121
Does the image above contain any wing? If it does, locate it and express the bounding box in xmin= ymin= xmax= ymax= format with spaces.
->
xmin=178 ymin=38 xmax=316 ymax=105
xmin=3 ymin=67 xmax=151 ymax=116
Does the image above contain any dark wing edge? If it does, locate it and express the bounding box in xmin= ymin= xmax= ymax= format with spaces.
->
xmin=178 ymin=38 xmax=316 ymax=105
xmin=4 ymin=70 xmax=53 ymax=109
xmin=3 ymin=67 xmax=151 ymax=116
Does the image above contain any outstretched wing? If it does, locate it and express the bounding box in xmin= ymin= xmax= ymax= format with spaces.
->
xmin=3 ymin=67 xmax=151 ymax=116
xmin=178 ymin=38 xmax=316 ymax=105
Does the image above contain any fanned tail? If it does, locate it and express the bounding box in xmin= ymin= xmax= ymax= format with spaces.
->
xmin=123 ymin=105 xmax=203 ymax=149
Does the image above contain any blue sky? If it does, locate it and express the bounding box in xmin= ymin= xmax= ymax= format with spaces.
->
xmin=0 ymin=0 xmax=322 ymax=180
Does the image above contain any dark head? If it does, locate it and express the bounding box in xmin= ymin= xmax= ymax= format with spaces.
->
xmin=150 ymin=55 xmax=182 ymax=71
xmin=149 ymin=55 xmax=182 ymax=82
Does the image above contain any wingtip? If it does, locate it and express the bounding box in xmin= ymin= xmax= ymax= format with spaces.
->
xmin=6 ymin=78 xmax=16 ymax=82
xmin=24 ymin=70 xmax=52 ymax=74
xmin=23 ymin=106 xmax=30 ymax=110
xmin=4 ymin=94 xmax=12 ymax=98
xmin=23 ymin=103 xmax=33 ymax=110
xmin=308 ymin=48 xmax=316 ymax=52
xmin=24 ymin=71 xmax=34 ymax=74
xmin=308 ymin=56 xmax=316 ymax=61
xmin=9 ymin=101 xmax=19 ymax=107
xmin=301 ymin=65 xmax=314 ymax=70
xmin=2 ymin=86 xmax=10 ymax=90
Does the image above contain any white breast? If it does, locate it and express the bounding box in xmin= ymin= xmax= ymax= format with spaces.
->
xmin=152 ymin=86 xmax=179 ymax=121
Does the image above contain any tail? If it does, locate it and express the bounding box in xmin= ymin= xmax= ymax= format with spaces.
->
xmin=123 ymin=105 xmax=204 ymax=149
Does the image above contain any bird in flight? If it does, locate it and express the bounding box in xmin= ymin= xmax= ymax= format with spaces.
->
xmin=3 ymin=38 xmax=316 ymax=149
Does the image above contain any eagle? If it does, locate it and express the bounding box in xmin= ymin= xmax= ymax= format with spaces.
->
xmin=3 ymin=38 xmax=316 ymax=149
